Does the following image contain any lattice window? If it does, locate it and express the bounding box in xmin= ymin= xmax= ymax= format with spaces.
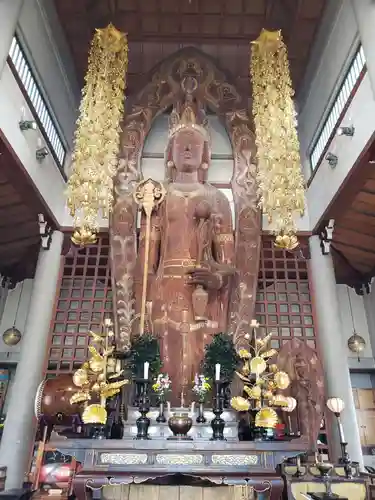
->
xmin=255 ymin=238 xmax=315 ymax=348
xmin=47 ymin=237 xmax=315 ymax=367
xmin=47 ymin=237 xmax=111 ymax=374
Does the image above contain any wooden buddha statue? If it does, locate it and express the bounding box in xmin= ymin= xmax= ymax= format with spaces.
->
xmin=134 ymin=78 xmax=236 ymax=404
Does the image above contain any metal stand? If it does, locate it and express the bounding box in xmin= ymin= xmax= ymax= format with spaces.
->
xmin=338 ymin=442 xmax=352 ymax=479
xmin=210 ymin=381 xmax=226 ymax=441
xmin=135 ymin=378 xmax=151 ymax=440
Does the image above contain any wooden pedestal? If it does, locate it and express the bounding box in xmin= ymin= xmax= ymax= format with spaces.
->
xmin=48 ymin=437 xmax=308 ymax=500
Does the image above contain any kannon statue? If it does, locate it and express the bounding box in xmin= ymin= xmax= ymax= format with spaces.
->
xmin=111 ymin=68 xmax=261 ymax=405
xmin=134 ymin=78 xmax=236 ymax=403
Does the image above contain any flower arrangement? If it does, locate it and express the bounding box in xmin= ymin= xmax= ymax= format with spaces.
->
xmin=192 ymin=374 xmax=211 ymax=402
xmin=152 ymin=374 xmax=171 ymax=399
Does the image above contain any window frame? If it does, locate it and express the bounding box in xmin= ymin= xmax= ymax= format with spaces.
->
xmin=7 ymin=35 xmax=67 ymax=179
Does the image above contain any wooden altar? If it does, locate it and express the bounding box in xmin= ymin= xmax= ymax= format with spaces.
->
xmin=49 ymin=437 xmax=308 ymax=500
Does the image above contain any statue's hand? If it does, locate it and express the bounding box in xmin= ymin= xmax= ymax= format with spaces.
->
xmin=187 ymin=268 xmax=223 ymax=291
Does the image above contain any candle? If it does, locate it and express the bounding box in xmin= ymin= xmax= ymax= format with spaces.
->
xmin=191 ymin=402 xmax=195 ymax=416
xmin=215 ymin=363 xmax=221 ymax=381
xmin=143 ymin=361 xmax=149 ymax=379
xmin=337 ymin=417 xmax=346 ymax=444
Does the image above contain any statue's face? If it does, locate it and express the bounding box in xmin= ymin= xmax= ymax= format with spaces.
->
xmin=172 ymin=129 xmax=205 ymax=172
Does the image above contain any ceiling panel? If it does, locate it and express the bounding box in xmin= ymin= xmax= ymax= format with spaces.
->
xmin=53 ymin=0 xmax=327 ymax=97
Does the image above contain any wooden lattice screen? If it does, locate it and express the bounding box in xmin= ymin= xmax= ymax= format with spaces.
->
xmin=47 ymin=236 xmax=111 ymax=373
xmin=255 ymin=238 xmax=316 ymax=350
xmin=47 ymin=235 xmax=315 ymax=372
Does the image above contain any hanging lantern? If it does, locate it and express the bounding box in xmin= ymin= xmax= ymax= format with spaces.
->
xmin=66 ymin=24 xmax=128 ymax=246
xmin=250 ymin=29 xmax=305 ymax=247
xmin=2 ymin=282 xmax=24 ymax=346
xmin=2 ymin=327 xmax=22 ymax=346
xmin=346 ymin=288 xmax=366 ymax=361
xmin=347 ymin=332 xmax=366 ymax=358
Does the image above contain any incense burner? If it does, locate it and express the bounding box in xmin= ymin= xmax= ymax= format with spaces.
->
xmin=168 ymin=413 xmax=193 ymax=440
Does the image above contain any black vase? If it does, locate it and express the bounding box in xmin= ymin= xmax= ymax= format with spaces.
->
xmin=196 ymin=401 xmax=206 ymax=424
xmin=156 ymin=399 xmax=166 ymax=423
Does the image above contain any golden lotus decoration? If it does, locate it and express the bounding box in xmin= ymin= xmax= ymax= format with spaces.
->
xmin=71 ymin=228 xmax=98 ymax=247
xmin=250 ymin=357 xmax=267 ymax=375
xmin=82 ymin=404 xmax=107 ymax=425
xmin=231 ymin=396 xmax=251 ymax=412
xmin=231 ymin=320 xmax=296 ymax=429
xmin=274 ymin=234 xmax=299 ymax=251
xmin=251 ymin=29 xmax=305 ymax=244
xmin=69 ymin=320 xmax=129 ymax=424
xmin=66 ymin=24 xmax=128 ymax=245
xmin=274 ymin=371 xmax=290 ymax=390
xmin=271 ymin=394 xmax=289 ymax=407
xmin=255 ymin=407 xmax=278 ymax=428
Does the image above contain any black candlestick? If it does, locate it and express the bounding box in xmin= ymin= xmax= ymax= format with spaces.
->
xmin=210 ymin=380 xmax=226 ymax=441
xmin=338 ymin=442 xmax=352 ymax=479
xmin=135 ymin=378 xmax=151 ymax=440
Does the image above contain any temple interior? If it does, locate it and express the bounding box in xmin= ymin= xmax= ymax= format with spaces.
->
xmin=1 ymin=1 xmax=375 ymax=499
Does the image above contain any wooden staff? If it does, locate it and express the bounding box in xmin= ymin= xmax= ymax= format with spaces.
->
xmin=134 ymin=179 xmax=165 ymax=335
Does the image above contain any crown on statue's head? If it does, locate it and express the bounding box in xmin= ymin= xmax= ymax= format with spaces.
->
xmin=168 ymin=76 xmax=209 ymax=140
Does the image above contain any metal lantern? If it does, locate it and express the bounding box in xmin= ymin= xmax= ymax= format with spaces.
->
xmin=347 ymin=332 xmax=366 ymax=357
xmin=2 ymin=327 xmax=22 ymax=346
xmin=327 ymin=397 xmax=345 ymax=415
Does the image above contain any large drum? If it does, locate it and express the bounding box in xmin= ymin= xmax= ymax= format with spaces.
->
xmin=34 ymin=374 xmax=81 ymax=426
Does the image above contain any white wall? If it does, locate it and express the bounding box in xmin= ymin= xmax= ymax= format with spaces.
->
xmin=0 ymin=64 xmax=68 ymax=225
xmin=298 ymin=1 xmax=359 ymax=179
xmin=0 ymin=0 xmax=80 ymax=228
xmin=17 ymin=0 xmax=79 ymax=148
xmin=336 ymin=284 xmax=374 ymax=369
xmin=306 ymin=74 xmax=375 ymax=230
xmin=0 ymin=280 xmax=34 ymax=363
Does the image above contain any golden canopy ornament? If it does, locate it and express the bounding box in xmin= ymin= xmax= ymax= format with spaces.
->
xmin=251 ymin=29 xmax=305 ymax=247
xmin=66 ymin=24 xmax=128 ymax=246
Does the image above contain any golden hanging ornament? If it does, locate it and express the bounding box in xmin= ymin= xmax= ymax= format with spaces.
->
xmin=66 ymin=24 xmax=128 ymax=246
xmin=251 ymin=29 xmax=305 ymax=246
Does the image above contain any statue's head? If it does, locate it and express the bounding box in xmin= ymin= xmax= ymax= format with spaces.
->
xmin=165 ymin=77 xmax=210 ymax=182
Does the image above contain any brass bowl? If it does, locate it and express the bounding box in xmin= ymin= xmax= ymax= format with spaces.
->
xmin=316 ymin=462 xmax=333 ymax=478
xmin=168 ymin=413 xmax=193 ymax=439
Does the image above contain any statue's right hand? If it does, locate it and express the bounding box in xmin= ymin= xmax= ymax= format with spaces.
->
xmin=187 ymin=268 xmax=223 ymax=290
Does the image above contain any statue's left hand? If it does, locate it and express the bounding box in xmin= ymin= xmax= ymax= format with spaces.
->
xmin=187 ymin=268 xmax=223 ymax=290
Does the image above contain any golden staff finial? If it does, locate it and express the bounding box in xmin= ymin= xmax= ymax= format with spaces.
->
xmin=134 ymin=179 xmax=166 ymax=335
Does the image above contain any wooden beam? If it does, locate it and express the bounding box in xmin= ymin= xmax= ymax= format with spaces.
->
xmin=313 ymin=134 xmax=375 ymax=233
xmin=334 ymin=226 xmax=375 ymax=250
xmin=0 ymin=236 xmax=40 ymax=256
xmin=333 ymin=240 xmax=375 ymax=262
xmin=331 ymin=245 xmax=368 ymax=282
xmin=0 ymin=133 xmax=59 ymax=229
xmin=338 ymin=218 xmax=375 ymax=238
xmin=0 ymin=222 xmax=39 ymax=244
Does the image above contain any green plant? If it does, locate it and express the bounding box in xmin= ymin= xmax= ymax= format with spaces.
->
xmin=128 ymin=334 xmax=162 ymax=378
xmin=202 ymin=333 xmax=238 ymax=382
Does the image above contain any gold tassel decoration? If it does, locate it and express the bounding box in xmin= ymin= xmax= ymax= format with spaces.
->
xmin=66 ymin=24 xmax=128 ymax=246
xmin=251 ymin=29 xmax=305 ymax=248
